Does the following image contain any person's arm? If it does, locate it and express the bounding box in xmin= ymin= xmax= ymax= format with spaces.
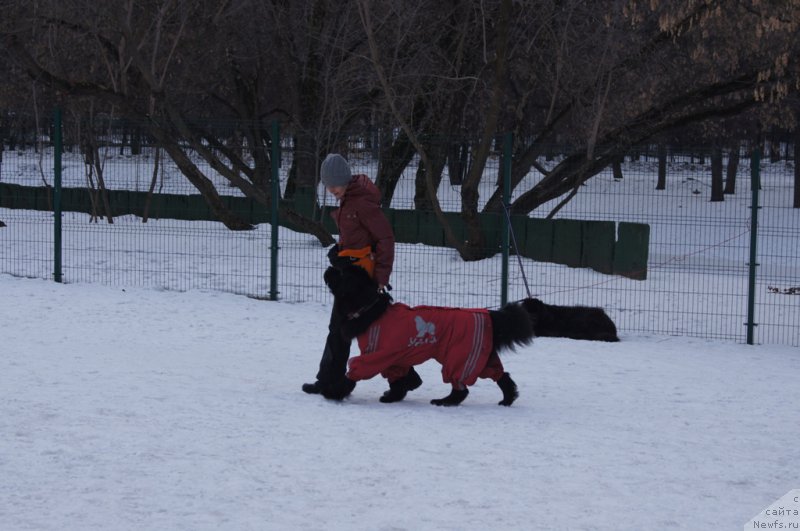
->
xmin=361 ymin=204 xmax=395 ymax=288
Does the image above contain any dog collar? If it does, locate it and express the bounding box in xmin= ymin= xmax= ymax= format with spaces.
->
xmin=346 ymin=296 xmax=381 ymax=320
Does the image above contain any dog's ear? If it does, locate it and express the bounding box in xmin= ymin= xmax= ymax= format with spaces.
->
xmin=324 ymin=266 xmax=342 ymax=292
xmin=342 ymin=264 xmax=377 ymax=289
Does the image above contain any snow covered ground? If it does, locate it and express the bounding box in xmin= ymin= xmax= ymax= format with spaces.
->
xmin=1 ymin=275 xmax=798 ymax=530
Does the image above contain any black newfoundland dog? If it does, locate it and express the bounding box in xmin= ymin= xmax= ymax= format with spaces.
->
xmin=522 ymin=298 xmax=619 ymax=342
xmin=323 ymin=265 xmax=537 ymax=406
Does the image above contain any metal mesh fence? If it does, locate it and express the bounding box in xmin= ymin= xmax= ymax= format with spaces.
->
xmin=1 ymin=136 xmax=797 ymax=346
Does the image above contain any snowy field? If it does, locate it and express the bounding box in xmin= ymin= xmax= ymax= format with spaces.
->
xmin=1 ymin=275 xmax=798 ymax=530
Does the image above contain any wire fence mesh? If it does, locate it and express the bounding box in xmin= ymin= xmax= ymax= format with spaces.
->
xmin=0 ymin=132 xmax=798 ymax=346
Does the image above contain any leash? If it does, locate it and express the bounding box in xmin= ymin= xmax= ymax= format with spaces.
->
xmin=346 ymin=293 xmax=386 ymax=320
xmin=502 ymin=200 xmax=532 ymax=299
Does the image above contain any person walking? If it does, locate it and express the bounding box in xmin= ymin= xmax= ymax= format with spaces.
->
xmin=302 ymin=153 xmax=422 ymax=401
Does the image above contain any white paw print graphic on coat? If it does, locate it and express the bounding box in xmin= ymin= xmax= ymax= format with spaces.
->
xmin=409 ymin=315 xmax=437 ymax=347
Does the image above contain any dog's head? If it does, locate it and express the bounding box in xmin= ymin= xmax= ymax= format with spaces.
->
xmin=324 ymin=264 xmax=392 ymax=338
xmin=521 ymin=297 xmax=545 ymax=315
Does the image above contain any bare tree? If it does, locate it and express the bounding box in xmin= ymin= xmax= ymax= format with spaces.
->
xmin=0 ymin=0 xmax=336 ymax=242
xmin=724 ymin=142 xmax=740 ymax=195
xmin=2 ymin=0 xmax=799 ymax=251
xmin=501 ymin=0 xmax=800 ymax=215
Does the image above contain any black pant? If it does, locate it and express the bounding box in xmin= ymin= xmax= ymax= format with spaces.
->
xmin=315 ymin=298 xmax=351 ymax=386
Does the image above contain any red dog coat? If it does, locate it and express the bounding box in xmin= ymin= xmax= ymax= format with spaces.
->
xmin=346 ymin=303 xmax=505 ymax=389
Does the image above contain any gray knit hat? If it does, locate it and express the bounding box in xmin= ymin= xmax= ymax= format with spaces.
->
xmin=320 ymin=153 xmax=352 ymax=188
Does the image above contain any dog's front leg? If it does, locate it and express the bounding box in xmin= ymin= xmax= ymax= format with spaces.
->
xmin=430 ymin=387 xmax=469 ymax=406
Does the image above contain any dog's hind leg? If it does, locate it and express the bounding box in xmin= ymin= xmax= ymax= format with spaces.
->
xmin=430 ymin=387 xmax=469 ymax=406
xmin=380 ymin=367 xmax=423 ymax=403
xmin=497 ymin=372 xmax=518 ymax=406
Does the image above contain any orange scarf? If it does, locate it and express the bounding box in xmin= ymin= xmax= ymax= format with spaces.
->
xmin=338 ymin=246 xmax=375 ymax=278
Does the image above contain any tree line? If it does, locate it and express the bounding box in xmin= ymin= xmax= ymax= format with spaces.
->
xmin=1 ymin=0 xmax=799 ymax=258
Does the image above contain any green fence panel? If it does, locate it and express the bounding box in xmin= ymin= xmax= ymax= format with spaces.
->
xmin=107 ymin=189 xmax=127 ymax=216
xmin=9 ymin=184 xmax=35 ymax=210
xmin=143 ymin=193 xmax=167 ymax=220
xmin=523 ymin=218 xmax=554 ymax=261
xmin=391 ymin=208 xmax=418 ymax=243
xmin=226 ymin=196 xmax=254 ymax=223
xmin=417 ymin=210 xmax=445 ymax=246
xmin=161 ymin=194 xmax=180 ymax=219
xmin=28 ymin=186 xmax=42 ymax=210
xmin=614 ymin=222 xmax=650 ymax=280
xmin=480 ymin=212 xmax=502 ymax=252
xmin=0 ymin=183 xmax=11 ymax=208
xmin=442 ymin=212 xmax=467 ymax=247
xmin=147 ymin=192 xmax=163 ymax=218
xmin=509 ymin=214 xmax=528 ymax=256
xmin=0 ymin=182 xmax=647 ymax=281
xmin=582 ymin=220 xmax=615 ymax=274
xmin=124 ymin=189 xmax=143 ymax=216
xmin=252 ymin=201 xmax=269 ymax=225
xmin=60 ymin=187 xmax=80 ymax=213
xmin=162 ymin=195 xmax=181 ymax=218
xmin=8 ymin=185 xmax=27 ymax=209
xmin=182 ymin=194 xmax=211 ymax=221
xmin=290 ymin=186 xmax=319 ymax=220
xmin=552 ymin=218 xmax=583 ymax=267
xmin=34 ymin=187 xmax=52 ymax=211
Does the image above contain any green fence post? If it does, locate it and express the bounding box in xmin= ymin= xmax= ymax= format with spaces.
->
xmin=269 ymin=121 xmax=280 ymax=301
xmin=501 ymin=132 xmax=512 ymax=306
xmin=53 ymin=107 xmax=63 ymax=283
xmin=746 ymin=148 xmax=761 ymax=344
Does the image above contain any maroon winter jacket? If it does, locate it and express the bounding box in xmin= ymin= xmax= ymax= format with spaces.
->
xmin=346 ymin=303 xmax=504 ymax=389
xmin=331 ymin=174 xmax=395 ymax=287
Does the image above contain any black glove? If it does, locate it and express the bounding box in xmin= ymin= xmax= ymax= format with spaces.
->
xmin=326 ymin=244 xmax=340 ymax=265
xmin=378 ymin=283 xmax=392 ymax=294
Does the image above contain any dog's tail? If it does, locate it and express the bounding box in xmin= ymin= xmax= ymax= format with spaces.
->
xmin=489 ymin=301 xmax=535 ymax=353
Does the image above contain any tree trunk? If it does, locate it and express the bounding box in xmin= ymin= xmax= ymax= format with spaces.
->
xmin=91 ymin=143 xmax=114 ymax=224
xmin=447 ymin=143 xmax=469 ymax=185
xmin=413 ymin=139 xmax=447 ymax=211
xmin=151 ymin=127 xmax=254 ymax=230
xmin=509 ymin=149 xmax=618 ymax=214
xmin=143 ymin=147 xmax=161 ymax=223
xmin=656 ymin=143 xmax=667 ymax=190
xmin=769 ymin=134 xmax=780 ymax=163
xmin=612 ymin=155 xmax=624 ymax=180
xmin=724 ymin=141 xmax=739 ymax=194
xmin=710 ymin=146 xmax=724 ymax=202
xmin=85 ymin=164 xmax=100 ymax=223
xmin=119 ymin=120 xmax=128 ymax=156
xmin=794 ymin=132 xmax=800 ymax=208
xmin=459 ymin=0 xmax=512 ymax=261
xmin=375 ymin=130 xmax=415 ymax=208
xmin=285 ymin=132 xmax=315 ymax=199
xmin=131 ymin=125 xmax=142 ymax=156
xmin=82 ymin=125 xmax=114 ymax=223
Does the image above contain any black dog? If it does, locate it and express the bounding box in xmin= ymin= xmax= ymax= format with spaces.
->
xmin=522 ymin=298 xmax=619 ymax=342
xmin=323 ymin=265 xmax=536 ymax=406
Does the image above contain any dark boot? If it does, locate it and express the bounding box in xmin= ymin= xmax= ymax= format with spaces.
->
xmin=379 ymin=367 xmax=423 ymax=403
xmin=497 ymin=372 xmax=518 ymax=406
xmin=302 ymin=381 xmax=324 ymax=394
xmin=321 ymin=377 xmax=356 ymax=401
xmin=431 ymin=387 xmax=469 ymax=406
